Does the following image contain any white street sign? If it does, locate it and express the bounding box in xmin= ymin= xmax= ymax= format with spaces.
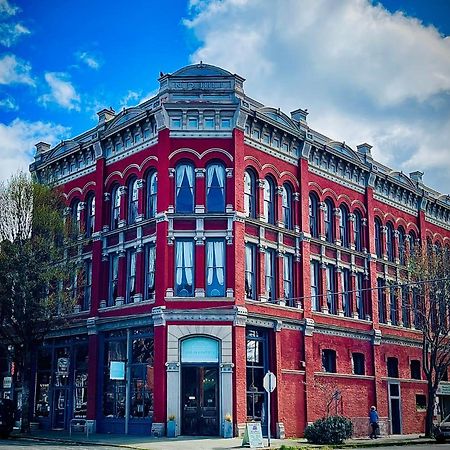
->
xmin=263 ymin=371 xmax=276 ymax=393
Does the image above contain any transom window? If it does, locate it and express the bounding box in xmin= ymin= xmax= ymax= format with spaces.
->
xmin=175 ymin=163 xmax=195 ymax=213
xmin=206 ymin=163 xmax=226 ymax=213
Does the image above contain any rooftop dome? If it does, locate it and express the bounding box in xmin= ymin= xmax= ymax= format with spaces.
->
xmin=171 ymin=63 xmax=233 ymax=78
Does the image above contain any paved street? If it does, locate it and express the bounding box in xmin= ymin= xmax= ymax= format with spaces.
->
xmin=355 ymin=446 xmax=450 ymax=450
xmin=0 ymin=440 xmax=104 ymax=449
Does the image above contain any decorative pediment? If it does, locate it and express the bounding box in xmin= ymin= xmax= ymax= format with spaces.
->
xmin=105 ymin=107 xmax=145 ymax=133
xmin=388 ymin=171 xmax=417 ymax=190
xmin=46 ymin=140 xmax=81 ymax=161
xmin=171 ymin=63 xmax=232 ymax=78
xmin=327 ymin=141 xmax=361 ymax=162
xmin=258 ymin=107 xmax=298 ymax=130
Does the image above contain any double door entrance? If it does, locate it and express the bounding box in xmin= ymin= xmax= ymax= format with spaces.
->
xmin=181 ymin=366 xmax=219 ymax=435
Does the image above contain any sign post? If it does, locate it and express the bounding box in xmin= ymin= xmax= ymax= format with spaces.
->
xmin=263 ymin=371 xmax=277 ymax=448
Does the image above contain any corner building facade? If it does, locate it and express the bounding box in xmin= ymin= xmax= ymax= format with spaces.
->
xmin=29 ymin=64 xmax=450 ymax=438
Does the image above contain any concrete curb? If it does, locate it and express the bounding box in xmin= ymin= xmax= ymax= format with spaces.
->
xmin=9 ymin=433 xmax=436 ymax=450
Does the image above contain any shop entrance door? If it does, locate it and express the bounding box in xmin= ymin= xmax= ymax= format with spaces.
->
xmin=181 ymin=366 xmax=219 ymax=435
xmin=52 ymin=388 xmax=68 ymax=429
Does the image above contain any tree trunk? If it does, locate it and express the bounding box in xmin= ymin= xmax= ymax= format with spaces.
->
xmin=425 ymin=381 xmax=436 ymax=438
xmin=20 ymin=347 xmax=33 ymax=434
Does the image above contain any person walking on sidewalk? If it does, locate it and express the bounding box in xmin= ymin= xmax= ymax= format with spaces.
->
xmin=369 ymin=405 xmax=380 ymax=439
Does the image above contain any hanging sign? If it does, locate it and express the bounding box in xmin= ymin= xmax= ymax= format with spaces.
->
xmin=110 ymin=361 xmax=125 ymax=380
xmin=2 ymin=376 xmax=12 ymax=388
xmin=242 ymin=422 xmax=263 ymax=448
xmin=437 ymin=383 xmax=450 ymax=396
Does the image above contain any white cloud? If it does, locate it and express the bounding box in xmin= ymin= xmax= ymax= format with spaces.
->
xmin=0 ymin=95 xmax=17 ymax=110
xmin=0 ymin=0 xmax=18 ymax=17
xmin=186 ymin=0 xmax=450 ymax=194
xmin=0 ymin=118 xmax=70 ymax=181
xmin=76 ymin=51 xmax=101 ymax=70
xmin=0 ymin=54 xmax=34 ymax=85
xmin=119 ymin=90 xmax=141 ymax=108
xmin=39 ymin=72 xmax=80 ymax=111
xmin=0 ymin=22 xmax=31 ymax=47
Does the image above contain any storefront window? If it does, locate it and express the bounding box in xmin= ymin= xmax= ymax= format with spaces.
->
xmin=130 ymin=337 xmax=154 ymax=419
xmin=103 ymin=338 xmax=127 ymax=418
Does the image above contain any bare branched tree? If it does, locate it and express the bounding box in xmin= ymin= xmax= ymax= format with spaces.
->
xmin=408 ymin=242 xmax=450 ymax=437
xmin=0 ymin=172 xmax=74 ymax=433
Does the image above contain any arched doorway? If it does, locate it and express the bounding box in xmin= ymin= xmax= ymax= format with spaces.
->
xmin=180 ymin=337 xmax=219 ymax=435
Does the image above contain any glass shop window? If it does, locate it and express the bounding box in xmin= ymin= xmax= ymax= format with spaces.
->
xmin=130 ymin=337 xmax=154 ymax=419
xmin=103 ymin=339 xmax=127 ymax=418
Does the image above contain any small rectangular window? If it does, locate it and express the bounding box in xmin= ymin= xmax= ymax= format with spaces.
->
xmin=282 ymin=142 xmax=289 ymax=152
xmin=124 ymin=136 xmax=132 ymax=148
xmin=204 ymin=117 xmax=214 ymax=129
xmin=272 ymin=137 xmax=280 ymax=148
xmin=134 ymin=133 xmax=141 ymax=144
xmin=171 ymin=117 xmax=182 ymax=129
xmin=263 ymin=134 xmax=270 ymax=144
xmin=352 ymin=353 xmax=365 ymax=375
xmin=322 ymin=349 xmax=336 ymax=373
xmin=187 ymin=117 xmax=198 ymax=129
xmin=416 ymin=394 xmax=426 ymax=410
xmin=387 ymin=357 xmax=399 ymax=378
xmin=221 ymin=117 xmax=231 ymax=128
xmin=252 ymin=129 xmax=260 ymax=139
xmin=143 ymin=127 xmax=151 ymax=139
xmin=410 ymin=360 xmax=421 ymax=380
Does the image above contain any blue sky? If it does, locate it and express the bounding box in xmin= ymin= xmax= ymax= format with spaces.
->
xmin=1 ymin=0 xmax=449 ymax=194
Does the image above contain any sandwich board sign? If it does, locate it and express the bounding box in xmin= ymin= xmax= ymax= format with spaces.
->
xmin=242 ymin=421 xmax=263 ymax=448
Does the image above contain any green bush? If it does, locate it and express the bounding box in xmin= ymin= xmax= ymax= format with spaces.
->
xmin=304 ymin=415 xmax=353 ymax=444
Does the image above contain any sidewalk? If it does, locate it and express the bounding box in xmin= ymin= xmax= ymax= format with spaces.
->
xmin=10 ymin=430 xmax=435 ymax=449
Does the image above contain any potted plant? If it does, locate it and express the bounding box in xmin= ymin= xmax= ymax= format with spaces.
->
xmin=223 ymin=413 xmax=233 ymax=438
xmin=167 ymin=414 xmax=176 ymax=437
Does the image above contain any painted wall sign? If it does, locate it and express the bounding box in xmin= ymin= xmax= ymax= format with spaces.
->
xmin=181 ymin=337 xmax=219 ymax=363
xmin=110 ymin=361 xmax=125 ymax=380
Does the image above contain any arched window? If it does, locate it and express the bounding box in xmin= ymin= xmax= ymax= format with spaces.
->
xmin=263 ymin=177 xmax=275 ymax=224
xmin=309 ymin=193 xmax=319 ymax=238
xmin=408 ymin=231 xmax=416 ymax=256
xmin=146 ymin=171 xmax=157 ymax=219
xmin=375 ymin=217 xmax=382 ymax=257
xmin=175 ymin=163 xmax=195 ymax=213
xmin=282 ymin=183 xmax=293 ymax=229
xmin=70 ymin=199 xmax=82 ymax=235
xmin=111 ymin=185 xmax=121 ymax=230
xmin=85 ymin=193 xmax=95 ymax=237
xmin=353 ymin=210 xmax=363 ymax=251
xmin=244 ymin=170 xmax=256 ymax=218
xmin=324 ymin=199 xmax=334 ymax=243
xmin=339 ymin=205 xmax=349 ymax=248
xmin=206 ymin=163 xmax=226 ymax=213
xmin=128 ymin=177 xmax=139 ymax=225
xmin=386 ymin=222 xmax=394 ymax=262
xmin=398 ymin=227 xmax=406 ymax=265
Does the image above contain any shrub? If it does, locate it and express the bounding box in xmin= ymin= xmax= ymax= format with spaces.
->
xmin=304 ymin=415 xmax=353 ymax=444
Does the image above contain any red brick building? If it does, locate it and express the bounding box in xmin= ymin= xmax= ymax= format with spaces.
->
xmin=24 ymin=63 xmax=450 ymax=438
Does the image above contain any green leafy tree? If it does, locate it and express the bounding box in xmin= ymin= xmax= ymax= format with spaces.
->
xmin=0 ymin=172 xmax=74 ymax=433
xmin=408 ymin=242 xmax=450 ymax=437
